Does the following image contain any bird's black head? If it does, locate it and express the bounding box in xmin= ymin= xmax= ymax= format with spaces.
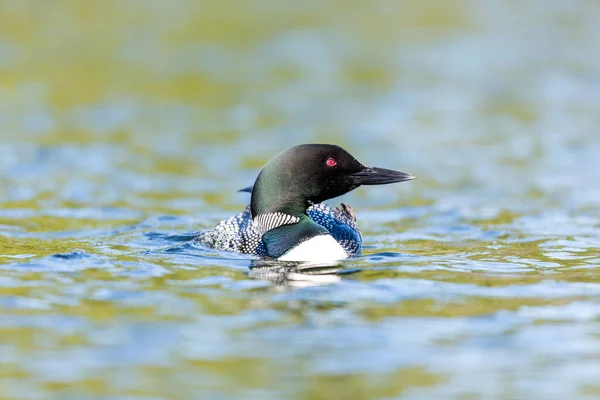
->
xmin=250 ymin=144 xmax=415 ymax=218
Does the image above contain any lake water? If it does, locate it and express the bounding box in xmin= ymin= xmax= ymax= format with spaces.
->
xmin=1 ymin=1 xmax=600 ymax=399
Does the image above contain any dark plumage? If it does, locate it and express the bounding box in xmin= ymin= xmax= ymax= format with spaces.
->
xmin=196 ymin=144 xmax=414 ymax=260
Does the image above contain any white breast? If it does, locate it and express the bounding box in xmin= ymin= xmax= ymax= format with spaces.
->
xmin=278 ymin=235 xmax=348 ymax=262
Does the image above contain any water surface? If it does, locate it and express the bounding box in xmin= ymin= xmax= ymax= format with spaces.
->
xmin=1 ymin=2 xmax=600 ymax=399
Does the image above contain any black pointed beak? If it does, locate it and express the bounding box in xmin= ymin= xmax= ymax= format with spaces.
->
xmin=349 ymin=167 xmax=416 ymax=186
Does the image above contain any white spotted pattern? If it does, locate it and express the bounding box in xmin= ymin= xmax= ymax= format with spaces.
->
xmin=196 ymin=203 xmax=362 ymax=257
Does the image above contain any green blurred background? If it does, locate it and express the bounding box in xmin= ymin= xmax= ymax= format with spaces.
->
xmin=2 ymin=1 xmax=600 ymax=399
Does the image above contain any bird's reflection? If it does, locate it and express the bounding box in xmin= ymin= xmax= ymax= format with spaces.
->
xmin=247 ymin=259 xmax=361 ymax=287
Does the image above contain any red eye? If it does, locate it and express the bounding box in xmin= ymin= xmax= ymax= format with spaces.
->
xmin=326 ymin=157 xmax=337 ymax=167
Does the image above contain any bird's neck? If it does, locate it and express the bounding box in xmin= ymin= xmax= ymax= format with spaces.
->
xmin=260 ymin=217 xmax=329 ymax=258
xmin=250 ymin=174 xmax=310 ymax=219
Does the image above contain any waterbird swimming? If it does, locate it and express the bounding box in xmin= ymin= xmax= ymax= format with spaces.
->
xmin=196 ymin=144 xmax=415 ymax=262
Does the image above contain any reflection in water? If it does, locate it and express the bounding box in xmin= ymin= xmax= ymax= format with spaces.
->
xmin=248 ymin=259 xmax=361 ymax=286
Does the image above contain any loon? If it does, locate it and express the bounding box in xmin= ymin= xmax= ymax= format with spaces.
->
xmin=196 ymin=144 xmax=415 ymax=262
